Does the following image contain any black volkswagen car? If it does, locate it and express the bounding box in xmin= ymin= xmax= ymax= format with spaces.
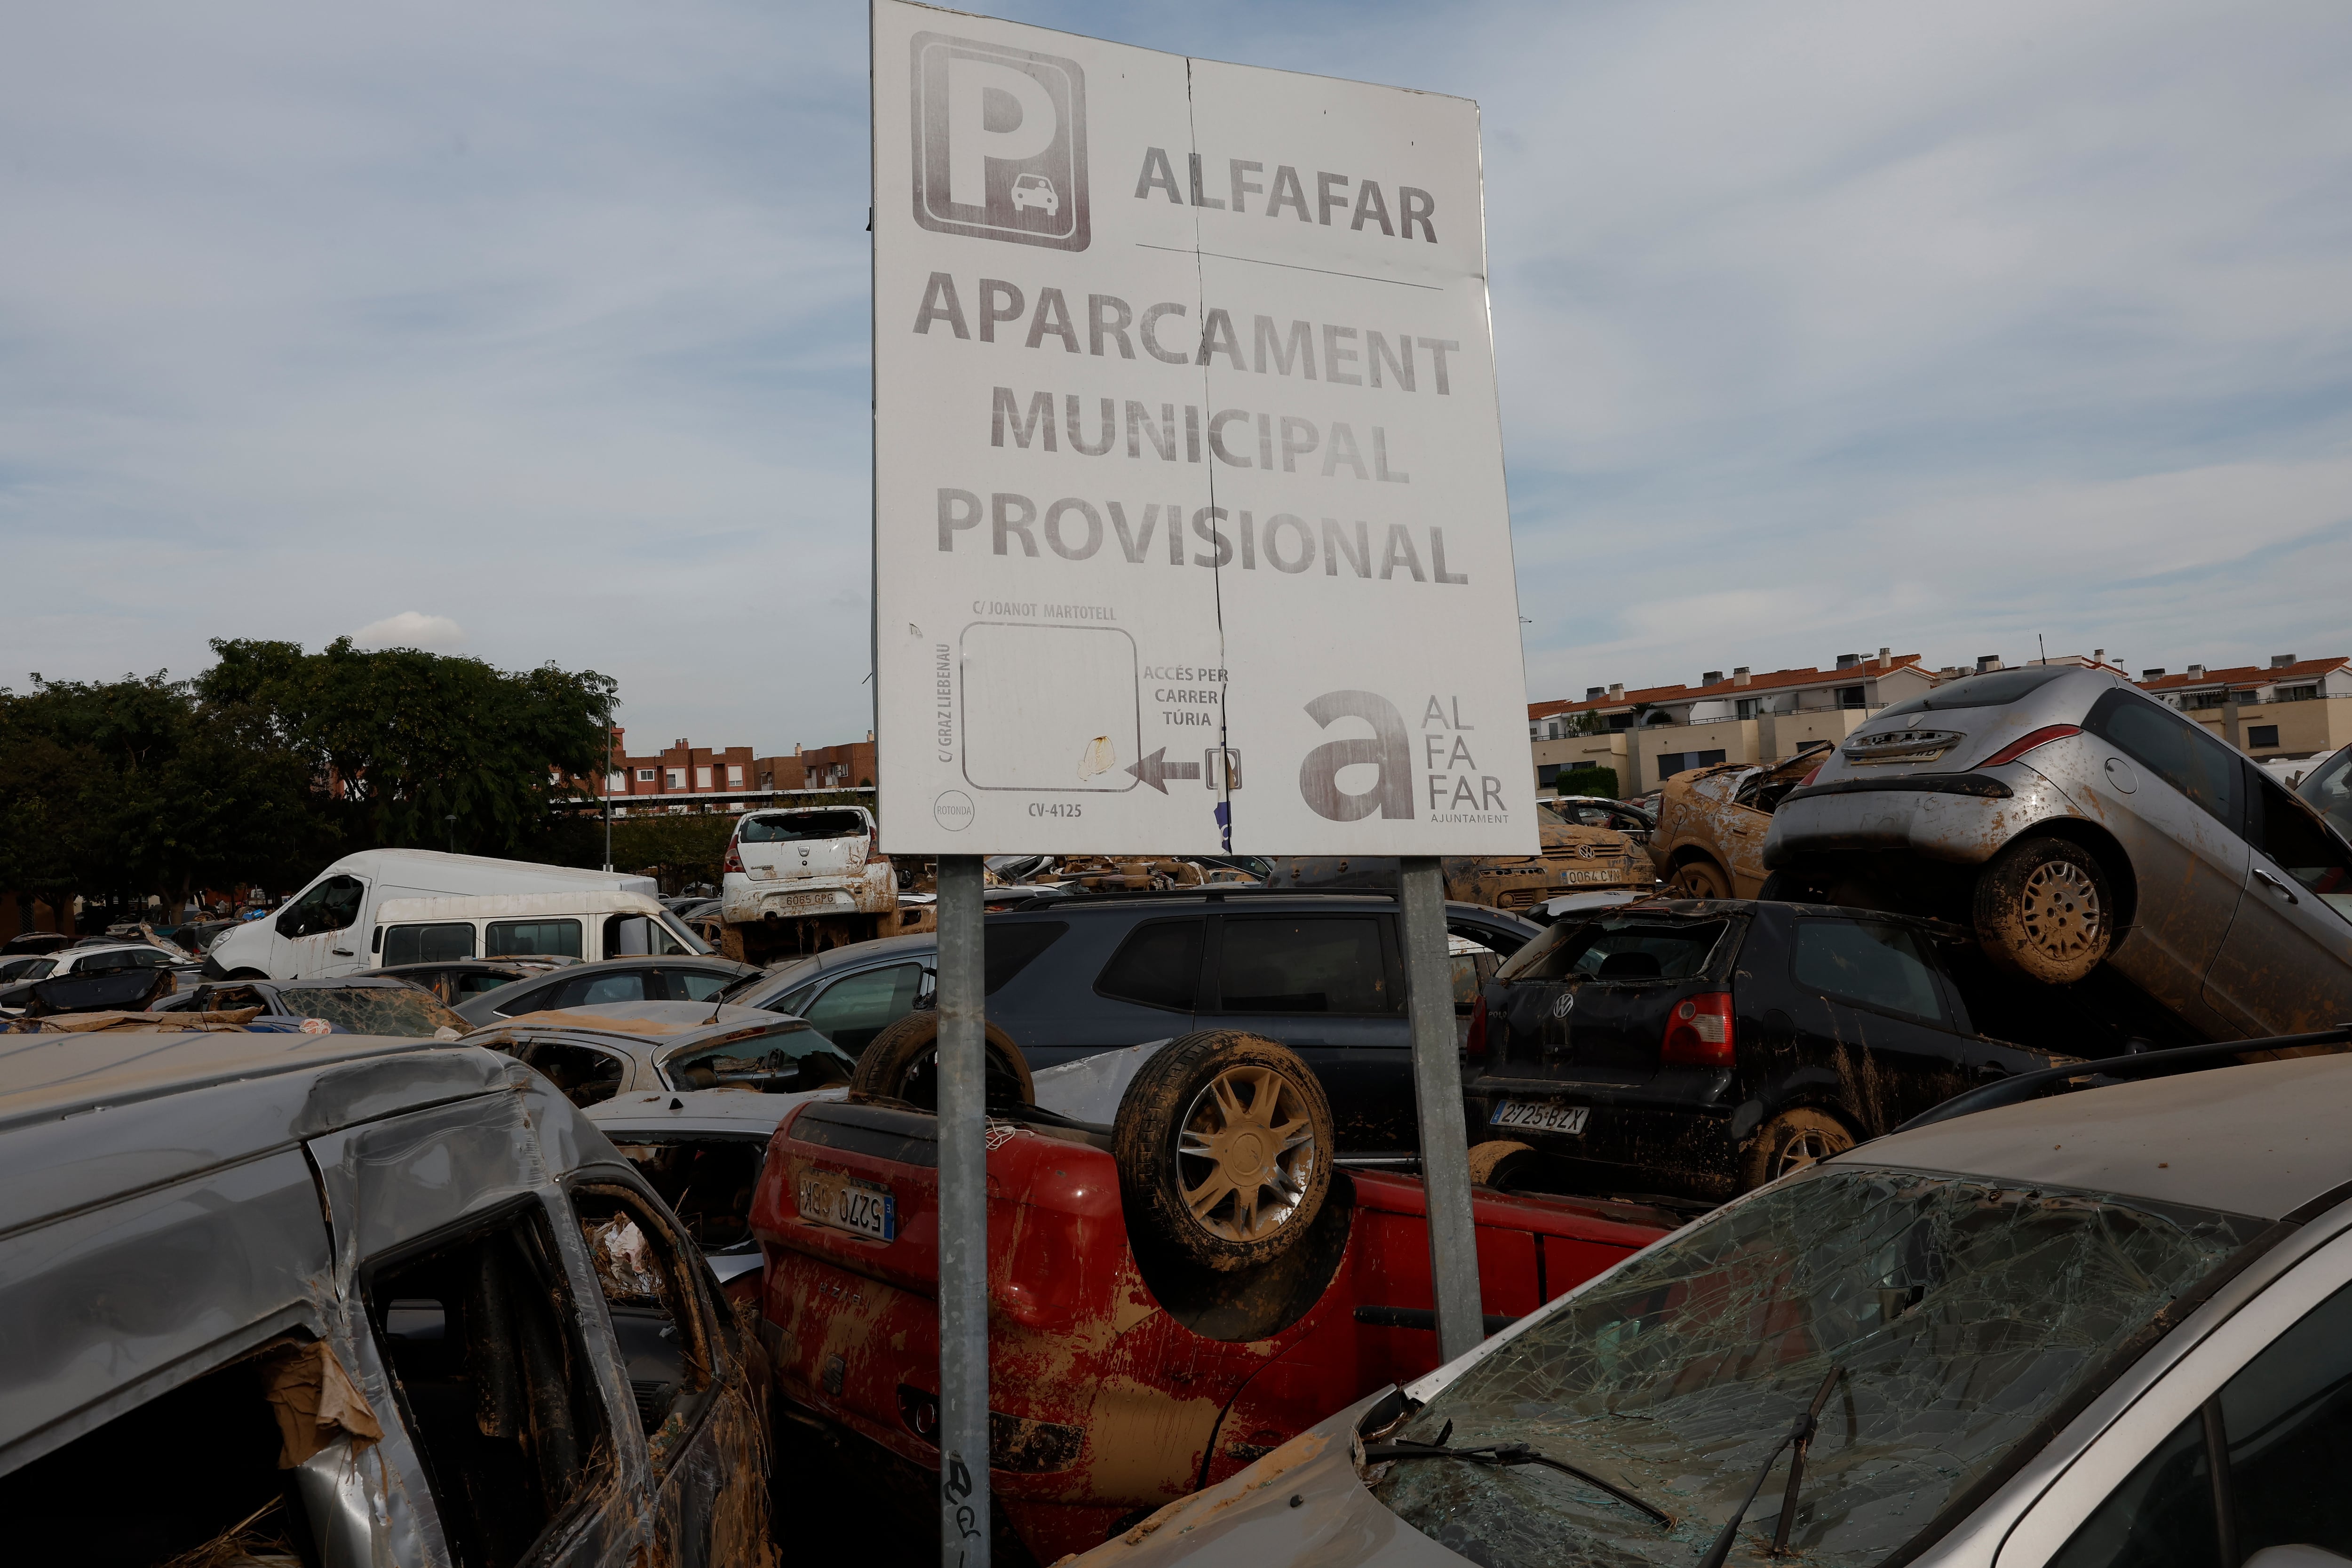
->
xmin=1459 ymin=898 xmax=2177 ymax=1203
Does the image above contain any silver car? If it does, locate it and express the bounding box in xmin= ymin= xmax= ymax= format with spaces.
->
xmin=1761 ymin=664 xmax=2352 ymax=1037
xmin=1077 ymin=1045 xmax=2352 ymax=1568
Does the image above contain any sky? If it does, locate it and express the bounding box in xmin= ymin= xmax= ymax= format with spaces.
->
xmin=4 ymin=0 xmax=2348 ymax=754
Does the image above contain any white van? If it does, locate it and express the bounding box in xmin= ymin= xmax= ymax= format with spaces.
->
xmin=369 ymin=891 xmax=706 ymax=969
xmin=206 ymin=850 xmax=662 ymax=981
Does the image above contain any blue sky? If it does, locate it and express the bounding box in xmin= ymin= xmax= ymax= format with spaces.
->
xmin=4 ymin=0 xmax=2348 ymax=752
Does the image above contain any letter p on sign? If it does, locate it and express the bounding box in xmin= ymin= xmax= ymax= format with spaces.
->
xmin=911 ymin=32 xmax=1089 ymax=251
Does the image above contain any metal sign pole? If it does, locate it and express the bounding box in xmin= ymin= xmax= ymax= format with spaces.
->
xmin=934 ymin=853 xmax=991 ymax=1568
xmin=1398 ymin=856 xmax=1484 ymax=1364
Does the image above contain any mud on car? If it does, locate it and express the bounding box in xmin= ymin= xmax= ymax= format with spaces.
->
xmin=749 ymin=1020 xmax=1677 ymax=1565
xmin=1764 ymin=663 xmax=2352 ymax=1037
xmin=1459 ymin=898 xmax=2102 ymax=1203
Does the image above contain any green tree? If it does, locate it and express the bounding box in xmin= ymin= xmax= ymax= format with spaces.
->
xmin=200 ymin=638 xmax=615 ymax=857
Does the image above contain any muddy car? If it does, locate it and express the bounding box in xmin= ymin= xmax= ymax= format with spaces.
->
xmin=150 ymin=974 xmax=473 ymax=1036
xmin=1076 ymin=1035 xmax=2352 ymax=1568
xmin=370 ymin=952 xmax=575 ymax=1007
xmin=719 ymin=805 xmax=898 ymax=963
xmin=452 ymin=953 xmax=758 ymax=1027
xmin=0 ymin=1028 xmax=773 ymax=1566
xmin=1458 ymin=899 xmax=2098 ymax=1202
xmin=1274 ymin=807 xmax=1655 ymax=915
xmin=1648 ymin=744 xmax=1830 ymax=900
xmin=469 ymin=999 xmax=857 ymax=1107
xmin=751 ymin=1027 xmax=1676 ymax=1565
xmin=1765 ymin=665 xmax=2352 ymax=1035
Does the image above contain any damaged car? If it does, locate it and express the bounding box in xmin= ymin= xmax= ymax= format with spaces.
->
xmin=1272 ymin=804 xmax=1655 ymax=916
xmin=149 ymin=974 xmax=473 ymax=1036
xmin=0 ymin=1027 xmax=774 ymax=1566
xmin=1648 ymin=743 xmax=1830 ymax=900
xmin=751 ymin=1024 xmax=1677 ymax=1566
xmin=1067 ymin=1030 xmax=2352 ymax=1568
xmin=1457 ymin=899 xmax=2109 ymax=1203
xmin=468 ymin=998 xmax=857 ymax=1107
xmin=1764 ymin=664 xmax=2352 ymax=1035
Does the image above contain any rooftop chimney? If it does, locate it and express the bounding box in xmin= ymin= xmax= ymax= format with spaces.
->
xmin=1702 ymin=670 xmax=1724 ymax=685
xmin=2187 ymin=665 xmax=2206 ymax=680
xmin=866 ymin=730 xmax=874 ymax=741
xmin=2093 ymin=648 xmax=2105 ymax=663
xmin=1836 ymin=653 xmax=1861 ymax=670
xmin=1976 ymin=655 xmax=2001 ymax=674
xmin=674 ymin=738 xmax=688 ymax=748
xmin=2272 ymin=654 xmax=2296 ymax=669
xmin=1607 ymin=683 xmax=1625 ymax=700
xmin=2142 ymin=669 xmax=2165 ymax=681
xmin=1732 ymin=667 xmax=1751 ymax=687
xmin=1876 ymin=646 xmax=1891 ymax=668
xmin=1585 ymin=686 xmax=1604 ymax=701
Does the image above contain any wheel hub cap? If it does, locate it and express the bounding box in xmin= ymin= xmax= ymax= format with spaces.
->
xmin=1176 ymin=1066 xmax=1317 ymax=1242
xmin=2020 ymin=861 xmax=2103 ymax=958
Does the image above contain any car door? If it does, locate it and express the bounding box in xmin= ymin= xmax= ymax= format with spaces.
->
xmin=1996 ymin=1224 xmax=2352 ymax=1568
xmin=1200 ymin=911 xmax=1408 ymax=1151
xmin=2080 ymin=689 xmax=2253 ymax=1026
xmin=1784 ymin=914 xmax=1989 ymax=1132
xmin=271 ymin=873 xmax=370 ymax=978
xmin=2202 ymin=764 xmax=2352 ymax=1035
xmin=791 ymin=959 xmax=931 ymax=1055
xmin=564 ymin=1180 xmax=767 ymax=1567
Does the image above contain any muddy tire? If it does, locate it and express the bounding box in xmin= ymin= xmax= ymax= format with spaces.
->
xmin=1113 ymin=1031 xmax=1335 ymax=1273
xmin=718 ymin=925 xmax=748 ymax=963
xmin=1741 ymin=1107 xmax=1857 ymax=1190
xmin=1466 ymin=1139 xmax=1538 ymax=1191
xmin=850 ymin=1010 xmax=1034 ymax=1107
xmin=1669 ymin=858 xmax=1734 ymax=900
xmin=1972 ymin=836 xmax=2111 ymax=985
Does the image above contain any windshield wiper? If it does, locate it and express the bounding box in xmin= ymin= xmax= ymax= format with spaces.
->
xmin=1697 ymin=1365 xmax=1845 ymax=1568
xmin=1365 ymin=1421 xmax=1673 ymax=1528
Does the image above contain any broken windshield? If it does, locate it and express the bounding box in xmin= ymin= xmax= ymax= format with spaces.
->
xmin=283 ymin=982 xmax=469 ymax=1037
xmin=739 ymin=810 xmax=867 ymax=843
xmin=1375 ymin=1167 xmax=2263 ymax=1568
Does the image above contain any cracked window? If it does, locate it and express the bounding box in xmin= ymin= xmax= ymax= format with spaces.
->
xmin=281 ymin=981 xmax=469 ymax=1037
xmin=1375 ymin=1167 xmax=2263 ymax=1568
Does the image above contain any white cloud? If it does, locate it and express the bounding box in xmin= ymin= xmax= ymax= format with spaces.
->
xmin=354 ymin=611 xmax=468 ymax=650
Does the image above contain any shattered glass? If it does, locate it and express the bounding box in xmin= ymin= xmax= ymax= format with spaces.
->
xmin=283 ymin=983 xmax=470 ymax=1037
xmin=1375 ymin=1166 xmax=2264 ymax=1568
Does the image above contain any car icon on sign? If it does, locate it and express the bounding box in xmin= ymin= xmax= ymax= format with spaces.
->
xmin=1010 ymin=173 xmax=1058 ymax=215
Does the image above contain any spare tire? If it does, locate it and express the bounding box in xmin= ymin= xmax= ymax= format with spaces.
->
xmin=850 ymin=1011 xmax=1034 ymax=1108
xmin=1112 ymin=1031 xmax=1334 ymax=1273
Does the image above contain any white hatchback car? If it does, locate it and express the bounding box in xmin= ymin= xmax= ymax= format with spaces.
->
xmin=1078 ymin=1034 xmax=2352 ymax=1568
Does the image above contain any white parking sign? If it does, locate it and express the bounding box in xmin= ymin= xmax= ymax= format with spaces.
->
xmin=872 ymin=0 xmax=1534 ymax=856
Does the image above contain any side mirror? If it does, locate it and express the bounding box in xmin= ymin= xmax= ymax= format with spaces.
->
xmin=276 ymin=908 xmax=304 ymax=939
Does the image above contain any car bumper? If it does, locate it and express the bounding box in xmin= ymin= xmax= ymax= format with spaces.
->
xmin=1465 ymin=1076 xmax=1740 ymax=1201
xmin=1764 ymin=764 xmax=2074 ymax=869
xmin=722 ymin=863 xmax=898 ymax=923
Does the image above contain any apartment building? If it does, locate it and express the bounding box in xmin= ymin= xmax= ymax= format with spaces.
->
xmin=572 ymin=728 xmax=877 ymax=813
xmin=2138 ymin=655 xmax=2352 ymax=763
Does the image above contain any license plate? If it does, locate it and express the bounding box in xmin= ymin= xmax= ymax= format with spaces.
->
xmin=797 ymin=1170 xmax=896 ymax=1241
xmin=773 ymin=889 xmax=840 ymax=914
xmin=1491 ymin=1100 xmax=1590 ymax=1136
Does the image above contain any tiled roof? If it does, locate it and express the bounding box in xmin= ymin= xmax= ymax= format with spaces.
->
xmin=1530 ymin=655 xmax=1926 ymax=721
xmin=2138 ymin=657 xmax=2347 ymax=693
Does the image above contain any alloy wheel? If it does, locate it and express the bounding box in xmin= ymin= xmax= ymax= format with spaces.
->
xmin=1176 ymin=1065 xmax=1319 ymax=1242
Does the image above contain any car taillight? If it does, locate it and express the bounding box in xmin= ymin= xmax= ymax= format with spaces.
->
xmin=1465 ymin=994 xmax=1488 ymax=1059
xmin=868 ymin=827 xmax=881 ymax=864
xmin=722 ymin=838 xmax=745 ymax=875
xmin=1662 ymin=992 xmax=1735 ymax=1067
xmin=1979 ymin=724 xmax=2082 ymax=769
xmin=1800 ymin=765 xmax=1822 ymax=787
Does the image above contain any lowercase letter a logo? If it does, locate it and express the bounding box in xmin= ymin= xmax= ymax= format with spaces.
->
xmin=910 ymin=32 xmax=1089 ymax=251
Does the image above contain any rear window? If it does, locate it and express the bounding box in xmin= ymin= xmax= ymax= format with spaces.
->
xmin=486 ymin=918 xmax=582 ymax=958
xmin=740 ymin=810 xmax=867 ymax=843
xmin=283 ymin=983 xmax=468 ymax=1037
xmin=1502 ymin=917 xmax=1730 ymax=984
xmin=1792 ymin=919 xmax=1946 ymax=1022
xmin=662 ymin=1023 xmax=855 ymax=1094
xmin=382 ymin=922 xmax=477 ymax=966
xmin=1873 ymin=665 xmax=2079 ymax=717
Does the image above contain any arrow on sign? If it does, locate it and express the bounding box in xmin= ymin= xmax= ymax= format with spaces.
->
xmin=1127 ymin=748 xmax=1202 ymax=793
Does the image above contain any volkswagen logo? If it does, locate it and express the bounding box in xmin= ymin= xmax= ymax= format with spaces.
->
xmin=1551 ymin=992 xmax=1575 ymax=1019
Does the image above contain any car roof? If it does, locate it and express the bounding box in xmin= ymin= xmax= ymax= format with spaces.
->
xmin=1838 ymin=1052 xmax=2352 ymax=1221
xmin=586 ymin=1085 xmax=839 ymax=1135
xmin=277 ymin=974 xmax=438 ymax=992
xmin=0 ymin=1033 xmax=516 ymax=1235
xmin=493 ymin=999 xmax=797 ymax=1039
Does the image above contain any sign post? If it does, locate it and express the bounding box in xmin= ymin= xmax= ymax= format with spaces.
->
xmin=932 ymin=855 xmax=990 ymax=1566
xmin=869 ymin=4 xmax=1534 ymax=1557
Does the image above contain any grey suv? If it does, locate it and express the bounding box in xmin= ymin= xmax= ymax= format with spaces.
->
xmin=1764 ymin=665 xmax=2352 ymax=1037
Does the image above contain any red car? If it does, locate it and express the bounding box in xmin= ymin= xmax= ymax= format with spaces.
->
xmin=748 ymin=1026 xmax=1676 ymax=1564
